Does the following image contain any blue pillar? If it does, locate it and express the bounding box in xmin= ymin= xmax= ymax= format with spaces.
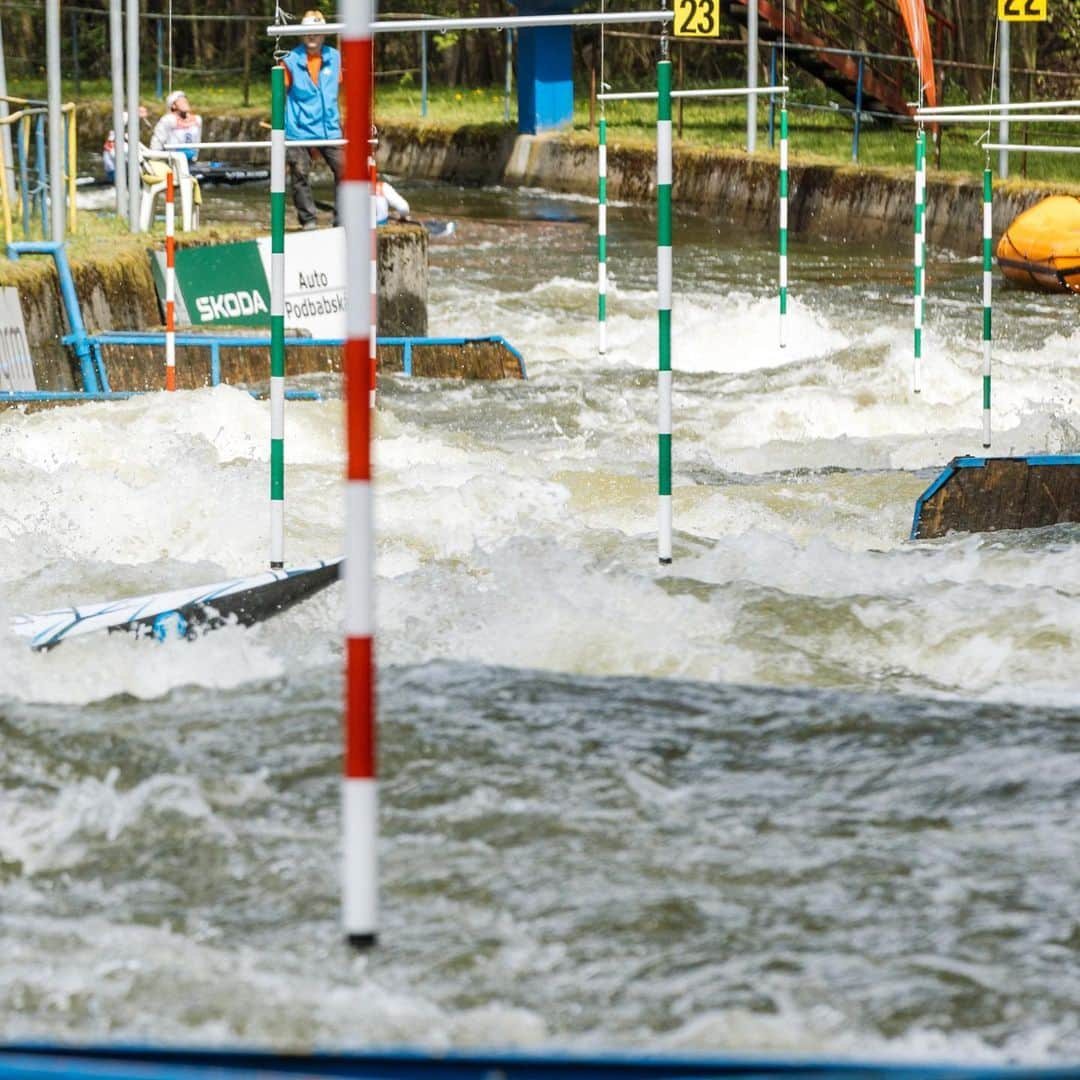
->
xmin=513 ymin=0 xmax=575 ymax=134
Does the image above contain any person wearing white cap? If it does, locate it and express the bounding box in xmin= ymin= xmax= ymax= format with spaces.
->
xmin=151 ymin=90 xmax=203 ymax=162
xmin=280 ymin=9 xmax=343 ymax=229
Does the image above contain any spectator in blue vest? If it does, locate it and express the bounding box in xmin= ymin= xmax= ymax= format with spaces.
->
xmin=281 ymin=9 xmax=343 ymax=230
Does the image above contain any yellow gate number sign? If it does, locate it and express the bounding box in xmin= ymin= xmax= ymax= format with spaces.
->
xmin=673 ymin=0 xmax=720 ymax=37
xmin=998 ymin=0 xmax=1048 ymax=20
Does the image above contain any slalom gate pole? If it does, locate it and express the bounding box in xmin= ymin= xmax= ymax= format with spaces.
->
xmin=913 ymin=128 xmax=926 ymax=394
xmin=778 ymin=107 xmax=788 ymax=349
xmin=270 ymin=64 xmax=286 ymax=569
xmin=982 ymin=166 xmax=992 ymax=448
xmin=165 ymin=171 xmax=176 ymax=391
xmin=342 ymin=0 xmax=378 ymax=950
xmin=369 ymin=152 xmax=378 ymax=405
xmin=657 ymin=42 xmax=672 ymax=565
xmin=597 ymin=115 xmax=607 ymax=355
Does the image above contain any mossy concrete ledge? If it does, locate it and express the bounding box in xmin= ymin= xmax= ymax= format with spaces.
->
xmin=0 ymin=223 xmax=439 ymax=394
xmin=379 ymin=122 xmax=1078 ymax=249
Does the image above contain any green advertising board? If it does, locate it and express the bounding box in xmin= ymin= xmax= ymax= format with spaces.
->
xmin=151 ymin=239 xmax=271 ymax=328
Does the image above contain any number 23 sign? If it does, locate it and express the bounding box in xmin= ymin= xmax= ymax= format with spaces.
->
xmin=998 ymin=0 xmax=1048 ymax=20
xmin=674 ymin=0 xmax=719 ymax=37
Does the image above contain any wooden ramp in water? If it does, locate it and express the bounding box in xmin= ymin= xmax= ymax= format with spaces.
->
xmin=912 ymin=456 xmax=1080 ymax=539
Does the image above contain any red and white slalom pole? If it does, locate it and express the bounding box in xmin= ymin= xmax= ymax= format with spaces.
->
xmin=369 ymin=153 xmax=378 ymax=406
xmin=342 ymin=0 xmax=377 ymax=949
xmin=165 ymin=171 xmax=176 ymax=392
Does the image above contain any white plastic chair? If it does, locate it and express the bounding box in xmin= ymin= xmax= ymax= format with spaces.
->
xmin=138 ymin=147 xmax=199 ymax=232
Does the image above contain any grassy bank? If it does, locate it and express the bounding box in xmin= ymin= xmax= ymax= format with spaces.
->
xmin=0 ymin=210 xmax=263 ymax=272
xmin=374 ymin=83 xmax=1080 ymax=184
xmin=9 ymin=72 xmax=1079 ymax=204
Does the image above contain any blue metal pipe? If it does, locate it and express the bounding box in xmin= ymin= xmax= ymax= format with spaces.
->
xmin=0 ymin=390 xmax=322 ymax=405
xmin=3 ymin=1042 xmax=1080 ymax=1080
xmin=0 ymin=391 xmax=134 ymax=402
xmin=7 ymin=240 xmax=100 ymax=392
xmin=17 ymin=116 xmax=30 ymax=236
xmin=46 ymin=332 xmax=528 ymax=389
xmin=34 ymin=114 xmax=47 ymax=237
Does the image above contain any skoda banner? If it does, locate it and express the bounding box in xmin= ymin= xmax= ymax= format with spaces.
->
xmin=151 ymin=228 xmax=346 ymax=339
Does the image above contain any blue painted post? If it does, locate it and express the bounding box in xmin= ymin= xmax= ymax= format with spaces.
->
xmin=34 ymin=114 xmax=47 ymax=237
xmin=768 ymin=44 xmax=777 ymax=149
xmin=18 ymin=116 xmax=29 ymax=236
xmin=420 ymin=31 xmax=428 ymax=118
xmin=852 ymin=54 xmax=864 ymax=162
xmin=211 ymin=341 xmax=221 ymax=385
xmin=514 ymin=0 xmax=575 ymax=135
xmin=156 ymin=17 xmax=163 ymax=100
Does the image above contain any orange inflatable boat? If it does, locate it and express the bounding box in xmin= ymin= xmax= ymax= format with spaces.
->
xmin=996 ymin=195 xmax=1080 ymax=294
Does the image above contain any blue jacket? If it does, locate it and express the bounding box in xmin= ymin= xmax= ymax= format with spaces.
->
xmin=283 ymin=44 xmax=342 ymax=141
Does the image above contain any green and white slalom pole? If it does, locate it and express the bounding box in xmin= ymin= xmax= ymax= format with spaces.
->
xmin=778 ymin=106 xmax=788 ymax=349
xmin=657 ymin=40 xmax=673 ymax=565
xmin=270 ymin=65 xmax=286 ymax=568
xmin=913 ymin=127 xmax=926 ymax=394
xmin=597 ymin=115 xmax=608 ymax=355
xmin=982 ymin=165 xmax=993 ymax=448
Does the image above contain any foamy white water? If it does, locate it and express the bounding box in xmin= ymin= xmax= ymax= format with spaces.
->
xmin=1 ymin=182 xmax=1078 ymax=1062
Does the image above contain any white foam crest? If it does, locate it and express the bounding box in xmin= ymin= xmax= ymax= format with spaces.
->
xmin=0 ymin=390 xmax=343 ymax=572
xmin=682 ymin=526 xmax=1080 ymax=598
xmin=0 ymin=620 xmax=284 ymax=705
xmin=516 ymin=185 xmax=611 ymax=208
xmin=673 ymin=291 xmax=849 ymax=374
xmin=658 ymin=1000 xmax=1063 ymax=1064
xmin=379 ymin=453 xmax=571 ymax=561
xmin=0 ymin=912 xmax=549 ymax=1047
xmin=0 ymin=767 xmax=228 ymax=876
xmin=378 ymin=539 xmax=759 ymax=685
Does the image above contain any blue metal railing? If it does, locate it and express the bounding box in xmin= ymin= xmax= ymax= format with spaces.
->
xmin=4 ymin=241 xmax=526 ymax=403
xmin=79 ymin=332 xmax=527 ymax=385
xmin=7 ymin=240 xmax=99 ymax=391
xmin=766 ymin=41 xmax=920 ymax=162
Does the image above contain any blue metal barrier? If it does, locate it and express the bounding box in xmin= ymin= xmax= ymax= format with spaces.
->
xmin=2 ymin=1044 xmax=1079 ymax=1080
xmin=76 ymin=332 xmax=529 ymax=384
xmin=6 ymin=240 xmax=101 ymax=392
xmin=0 ymin=389 xmax=321 ymax=405
xmin=379 ymin=334 xmax=528 ymax=378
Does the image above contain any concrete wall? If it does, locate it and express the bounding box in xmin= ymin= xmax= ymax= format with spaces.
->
xmin=378 ymin=123 xmax=1076 ymax=249
xmin=72 ymin=104 xmax=1072 ymax=250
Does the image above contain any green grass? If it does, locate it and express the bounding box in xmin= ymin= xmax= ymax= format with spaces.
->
xmin=0 ymin=203 xmax=263 ymax=268
xmin=377 ymin=80 xmax=1080 ymax=185
xmin=9 ymin=77 xmax=273 ymax=111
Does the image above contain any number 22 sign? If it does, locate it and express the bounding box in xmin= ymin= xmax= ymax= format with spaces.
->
xmin=674 ymin=0 xmax=719 ymax=37
xmin=998 ymin=0 xmax=1048 ymax=20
